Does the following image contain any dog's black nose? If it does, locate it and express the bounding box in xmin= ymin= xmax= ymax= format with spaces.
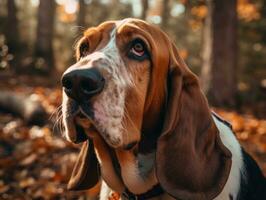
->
xmin=61 ymin=68 xmax=105 ymax=102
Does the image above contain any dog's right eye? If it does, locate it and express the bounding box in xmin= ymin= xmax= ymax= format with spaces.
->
xmin=79 ymin=42 xmax=90 ymax=57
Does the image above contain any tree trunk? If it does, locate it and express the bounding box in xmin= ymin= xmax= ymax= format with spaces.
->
xmin=35 ymin=0 xmax=55 ymax=73
xmin=141 ymin=0 xmax=149 ymax=20
xmin=78 ymin=0 xmax=86 ymax=28
xmin=5 ymin=0 xmax=20 ymax=56
xmin=0 ymin=91 xmax=47 ymax=125
xmin=201 ymin=0 xmax=237 ymax=107
xmin=161 ymin=0 xmax=170 ymax=29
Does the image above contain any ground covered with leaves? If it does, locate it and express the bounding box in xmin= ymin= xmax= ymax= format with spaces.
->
xmin=0 ymin=75 xmax=265 ymax=199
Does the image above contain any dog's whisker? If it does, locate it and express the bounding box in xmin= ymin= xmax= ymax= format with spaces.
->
xmin=53 ymin=115 xmax=63 ymax=134
xmin=50 ymin=105 xmax=62 ymax=118
xmin=51 ymin=105 xmax=65 ymax=136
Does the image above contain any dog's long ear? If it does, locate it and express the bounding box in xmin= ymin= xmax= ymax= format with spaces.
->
xmin=67 ymin=139 xmax=100 ymax=190
xmin=155 ymin=43 xmax=232 ymax=200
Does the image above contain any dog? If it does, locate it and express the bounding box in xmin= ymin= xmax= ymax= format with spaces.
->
xmin=61 ymin=19 xmax=266 ymax=200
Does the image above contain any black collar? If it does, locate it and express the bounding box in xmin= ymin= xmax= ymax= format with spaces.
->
xmin=121 ymin=184 xmax=164 ymax=200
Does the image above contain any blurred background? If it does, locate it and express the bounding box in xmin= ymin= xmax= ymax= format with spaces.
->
xmin=0 ymin=0 xmax=265 ymax=199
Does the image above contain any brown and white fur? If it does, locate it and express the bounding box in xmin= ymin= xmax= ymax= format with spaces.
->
xmin=62 ymin=19 xmax=266 ymax=200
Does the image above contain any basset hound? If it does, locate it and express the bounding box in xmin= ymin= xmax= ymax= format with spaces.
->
xmin=61 ymin=18 xmax=266 ymax=200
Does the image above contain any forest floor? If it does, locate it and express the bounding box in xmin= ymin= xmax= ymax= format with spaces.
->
xmin=0 ymin=73 xmax=266 ymax=199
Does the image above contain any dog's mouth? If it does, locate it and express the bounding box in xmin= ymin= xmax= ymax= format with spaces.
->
xmin=65 ymin=103 xmax=100 ymax=144
xmin=64 ymin=101 xmax=135 ymax=149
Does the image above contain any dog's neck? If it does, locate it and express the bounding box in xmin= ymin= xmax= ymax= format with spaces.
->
xmin=115 ymin=149 xmax=158 ymax=194
xmin=92 ymin=134 xmax=158 ymax=195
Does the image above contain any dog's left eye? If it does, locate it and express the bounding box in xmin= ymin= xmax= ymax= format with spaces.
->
xmin=131 ymin=42 xmax=145 ymax=56
xmin=128 ymin=39 xmax=148 ymax=60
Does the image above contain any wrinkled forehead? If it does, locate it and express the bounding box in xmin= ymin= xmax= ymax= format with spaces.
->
xmin=81 ymin=19 xmax=157 ymax=50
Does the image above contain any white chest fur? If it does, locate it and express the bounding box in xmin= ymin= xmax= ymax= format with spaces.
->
xmin=213 ymin=116 xmax=243 ymax=200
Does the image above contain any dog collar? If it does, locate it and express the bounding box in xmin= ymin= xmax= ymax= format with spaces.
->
xmin=122 ymin=184 xmax=164 ymax=200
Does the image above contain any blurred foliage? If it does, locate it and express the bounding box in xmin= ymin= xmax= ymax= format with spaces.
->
xmin=238 ymin=0 xmax=266 ymax=105
xmin=0 ymin=35 xmax=13 ymax=70
xmin=0 ymin=84 xmax=88 ymax=199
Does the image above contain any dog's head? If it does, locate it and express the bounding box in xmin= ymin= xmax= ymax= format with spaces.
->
xmin=62 ymin=18 xmax=232 ymax=199
xmin=62 ymin=19 xmax=169 ymax=149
